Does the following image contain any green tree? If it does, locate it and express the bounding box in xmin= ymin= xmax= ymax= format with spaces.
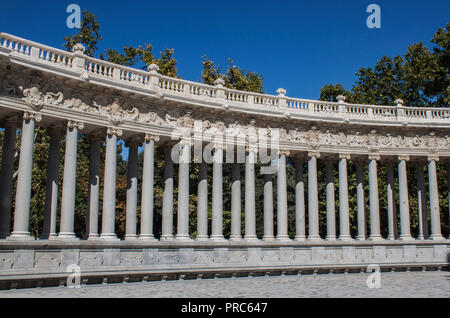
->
xmin=319 ymin=83 xmax=350 ymax=102
xmin=64 ymin=10 xmax=102 ymax=57
xmin=201 ymin=57 xmax=264 ymax=93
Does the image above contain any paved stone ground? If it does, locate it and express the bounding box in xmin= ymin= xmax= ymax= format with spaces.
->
xmin=0 ymin=271 xmax=448 ymax=298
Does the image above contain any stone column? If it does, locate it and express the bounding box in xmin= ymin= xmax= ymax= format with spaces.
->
xmin=161 ymin=145 xmax=174 ymax=240
xmin=9 ymin=113 xmax=41 ymax=239
xmin=385 ymin=160 xmax=397 ymax=240
xmin=125 ymin=139 xmax=139 ymax=240
xmin=42 ymin=127 xmax=62 ymax=239
xmin=276 ymin=150 xmax=289 ymax=240
xmin=244 ymin=147 xmax=257 ymax=240
xmin=58 ymin=121 xmax=83 ymax=240
xmin=415 ymin=161 xmax=428 ymax=240
xmin=428 ymin=156 xmax=444 ymax=240
xmin=263 ymin=169 xmax=274 ymax=241
xmin=176 ymin=138 xmax=191 ymax=240
xmin=211 ymin=145 xmax=225 ymax=240
xmin=338 ymin=154 xmax=351 ymax=240
xmin=229 ymin=162 xmax=242 ymax=241
xmin=196 ymin=160 xmax=208 ymax=240
xmin=86 ymin=135 xmax=101 ymax=240
xmin=325 ymin=159 xmax=336 ymax=241
xmin=355 ymin=160 xmax=366 ymax=240
xmin=0 ymin=120 xmax=17 ymax=239
xmin=308 ymin=152 xmax=321 ymax=241
xmin=140 ymin=134 xmax=159 ymax=241
xmin=294 ymin=157 xmax=306 ymax=241
xmin=398 ymin=155 xmax=412 ymax=240
xmin=368 ymin=155 xmax=382 ymax=240
xmin=100 ymin=127 xmax=122 ymax=240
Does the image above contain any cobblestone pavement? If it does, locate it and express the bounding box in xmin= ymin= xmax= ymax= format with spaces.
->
xmin=0 ymin=271 xmax=449 ymax=298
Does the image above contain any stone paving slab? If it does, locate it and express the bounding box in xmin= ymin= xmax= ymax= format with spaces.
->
xmin=0 ymin=271 xmax=448 ymax=298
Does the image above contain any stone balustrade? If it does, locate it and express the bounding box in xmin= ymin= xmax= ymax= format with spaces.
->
xmin=0 ymin=33 xmax=448 ymax=287
xmin=1 ymin=32 xmax=450 ymax=125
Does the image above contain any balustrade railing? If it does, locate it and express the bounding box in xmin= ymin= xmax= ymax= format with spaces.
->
xmin=1 ymin=32 xmax=449 ymax=124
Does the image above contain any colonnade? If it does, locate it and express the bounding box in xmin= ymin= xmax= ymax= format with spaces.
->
xmin=0 ymin=114 xmax=448 ymax=241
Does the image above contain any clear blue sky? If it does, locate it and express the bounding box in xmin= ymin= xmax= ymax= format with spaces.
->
xmin=1 ymin=0 xmax=448 ymax=100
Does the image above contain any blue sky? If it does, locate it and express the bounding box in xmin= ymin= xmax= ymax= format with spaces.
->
xmin=1 ymin=0 xmax=449 ymax=100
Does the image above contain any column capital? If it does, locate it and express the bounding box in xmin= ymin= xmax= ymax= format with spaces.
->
xmin=145 ymin=133 xmax=160 ymax=143
xmin=339 ymin=153 xmax=351 ymax=160
xmin=308 ymin=151 xmax=320 ymax=158
xmin=279 ymin=149 xmax=290 ymax=157
xmin=106 ymin=126 xmax=123 ymax=137
xmin=368 ymin=154 xmax=381 ymax=161
xmin=67 ymin=120 xmax=84 ymax=131
xmin=23 ymin=111 xmax=42 ymax=123
xmin=398 ymin=155 xmax=410 ymax=161
xmin=427 ymin=155 xmax=439 ymax=162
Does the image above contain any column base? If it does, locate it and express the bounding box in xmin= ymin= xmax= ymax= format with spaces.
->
xmin=229 ymin=236 xmax=243 ymax=242
xmin=210 ymin=235 xmax=226 ymax=241
xmin=100 ymin=233 xmax=120 ymax=241
xmin=417 ymin=235 xmax=425 ymax=240
xmin=195 ymin=236 xmax=210 ymax=242
xmin=175 ymin=235 xmax=192 ymax=241
xmin=139 ymin=235 xmax=156 ymax=241
xmin=326 ymin=236 xmax=337 ymax=241
xmin=307 ymin=235 xmax=322 ymax=242
xmin=356 ymin=236 xmax=366 ymax=241
xmin=387 ymin=235 xmax=396 ymax=240
xmin=276 ymin=235 xmax=291 ymax=241
xmin=338 ymin=235 xmax=353 ymax=241
xmin=40 ymin=233 xmax=58 ymax=240
xmin=294 ymin=236 xmax=306 ymax=242
xmin=6 ymin=231 xmax=34 ymax=240
xmin=86 ymin=235 xmax=101 ymax=241
xmin=428 ymin=234 xmax=445 ymax=241
xmin=160 ymin=235 xmax=175 ymax=241
xmin=124 ymin=234 xmax=139 ymax=241
xmin=262 ymin=236 xmax=275 ymax=242
xmin=399 ymin=235 xmax=414 ymax=241
xmin=368 ymin=235 xmax=384 ymax=241
xmin=244 ymin=235 xmax=259 ymax=241
xmin=57 ymin=232 xmax=79 ymax=240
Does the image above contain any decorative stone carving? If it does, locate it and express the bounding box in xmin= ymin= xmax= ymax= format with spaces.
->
xmin=106 ymin=127 xmax=123 ymax=137
xmin=100 ymin=96 xmax=139 ymax=125
xmin=67 ymin=120 xmax=84 ymax=131
xmin=22 ymin=87 xmax=63 ymax=110
xmin=380 ymin=133 xmax=393 ymax=147
xmin=427 ymin=132 xmax=438 ymax=153
xmin=348 ymin=131 xmax=366 ymax=147
xmin=140 ymin=111 xmax=164 ymax=125
xmin=367 ymin=130 xmax=379 ymax=152
xmin=307 ymin=126 xmax=320 ymax=150
xmin=23 ymin=111 xmax=42 ymax=122
xmin=145 ymin=134 xmax=160 ymax=143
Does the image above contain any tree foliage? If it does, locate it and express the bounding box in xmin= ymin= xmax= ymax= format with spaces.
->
xmin=64 ymin=10 xmax=102 ymax=57
xmin=320 ymin=23 xmax=449 ymax=107
xmin=201 ymin=57 xmax=264 ymax=93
